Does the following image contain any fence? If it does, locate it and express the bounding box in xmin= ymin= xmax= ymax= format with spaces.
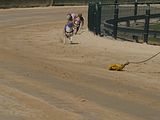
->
xmin=88 ymin=1 xmax=102 ymax=35
xmin=54 ymin=0 xmax=88 ymax=6
xmin=0 ymin=0 xmax=52 ymax=8
xmin=88 ymin=1 xmax=160 ymax=45
xmin=0 ymin=0 xmax=88 ymax=8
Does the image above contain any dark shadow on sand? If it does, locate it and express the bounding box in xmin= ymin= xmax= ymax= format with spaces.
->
xmin=70 ymin=42 xmax=80 ymax=45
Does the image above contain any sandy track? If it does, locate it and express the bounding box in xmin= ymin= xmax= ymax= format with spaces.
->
xmin=0 ymin=6 xmax=160 ymax=120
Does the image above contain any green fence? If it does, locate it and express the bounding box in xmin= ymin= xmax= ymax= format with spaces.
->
xmin=89 ymin=0 xmax=160 ymax=4
xmin=88 ymin=0 xmax=160 ymax=45
xmin=54 ymin=0 xmax=88 ymax=6
xmin=0 ymin=0 xmax=52 ymax=8
xmin=0 ymin=0 xmax=88 ymax=8
xmin=88 ymin=2 xmax=102 ymax=35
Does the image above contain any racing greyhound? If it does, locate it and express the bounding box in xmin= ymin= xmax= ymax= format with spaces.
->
xmin=63 ymin=16 xmax=74 ymax=44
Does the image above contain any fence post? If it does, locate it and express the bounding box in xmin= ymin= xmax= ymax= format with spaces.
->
xmin=93 ymin=8 xmax=97 ymax=34
xmin=113 ymin=0 xmax=119 ymax=39
xmin=88 ymin=2 xmax=96 ymax=33
xmin=95 ymin=2 xmax=102 ymax=35
xmin=134 ymin=0 xmax=138 ymax=22
xmin=144 ymin=4 xmax=150 ymax=44
xmin=88 ymin=2 xmax=92 ymax=31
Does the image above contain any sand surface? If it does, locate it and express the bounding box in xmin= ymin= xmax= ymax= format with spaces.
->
xmin=0 ymin=6 xmax=160 ymax=120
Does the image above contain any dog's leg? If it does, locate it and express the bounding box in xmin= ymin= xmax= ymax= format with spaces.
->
xmin=63 ymin=31 xmax=66 ymax=44
xmin=69 ymin=36 xmax=73 ymax=44
xmin=63 ymin=35 xmax=66 ymax=44
xmin=73 ymin=27 xmax=77 ymax=35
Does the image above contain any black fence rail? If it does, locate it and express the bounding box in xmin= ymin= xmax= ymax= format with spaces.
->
xmin=88 ymin=1 xmax=160 ymax=45
xmin=88 ymin=0 xmax=160 ymax=4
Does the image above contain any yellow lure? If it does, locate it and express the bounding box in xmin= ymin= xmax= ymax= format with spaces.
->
xmin=108 ymin=62 xmax=129 ymax=71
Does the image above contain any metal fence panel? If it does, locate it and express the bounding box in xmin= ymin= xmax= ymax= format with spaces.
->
xmin=88 ymin=2 xmax=102 ymax=35
xmin=88 ymin=0 xmax=160 ymax=45
xmin=101 ymin=5 xmax=114 ymax=35
xmin=54 ymin=0 xmax=88 ymax=5
xmin=0 ymin=0 xmax=88 ymax=8
xmin=0 ymin=0 xmax=51 ymax=8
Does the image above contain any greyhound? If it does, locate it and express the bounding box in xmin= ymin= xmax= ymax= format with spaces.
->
xmin=63 ymin=16 xmax=74 ymax=44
